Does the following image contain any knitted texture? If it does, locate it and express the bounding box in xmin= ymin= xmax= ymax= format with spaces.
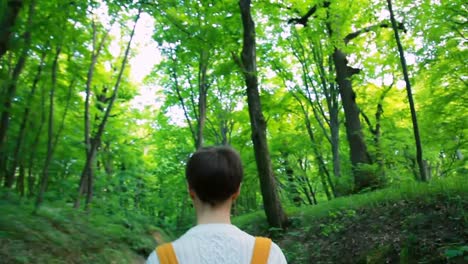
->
xmin=146 ymin=224 xmax=287 ymax=264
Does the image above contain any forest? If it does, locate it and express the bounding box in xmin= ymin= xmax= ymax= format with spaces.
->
xmin=0 ymin=0 xmax=467 ymax=263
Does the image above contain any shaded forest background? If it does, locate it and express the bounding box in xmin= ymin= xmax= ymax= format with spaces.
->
xmin=0 ymin=0 xmax=466 ymax=260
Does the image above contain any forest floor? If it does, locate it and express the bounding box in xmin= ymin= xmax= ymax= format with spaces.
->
xmin=1 ymin=177 xmax=467 ymax=264
xmin=234 ymin=177 xmax=468 ymax=263
xmin=0 ymin=193 xmax=158 ymax=264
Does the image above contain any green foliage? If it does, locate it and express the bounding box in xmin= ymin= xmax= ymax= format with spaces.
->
xmin=444 ymin=245 xmax=468 ymax=260
xmin=0 ymin=190 xmax=157 ymax=264
xmin=0 ymin=0 xmax=466 ymax=262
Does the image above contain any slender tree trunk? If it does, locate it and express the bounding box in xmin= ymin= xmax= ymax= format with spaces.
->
xmin=196 ymin=49 xmax=209 ymax=149
xmin=5 ymin=48 xmax=47 ymax=188
xmin=239 ymin=0 xmax=287 ymax=228
xmin=0 ymin=0 xmax=23 ymax=59
xmin=170 ymin=56 xmax=197 ymax=147
xmin=53 ymin=80 xmax=74 ymax=149
xmin=102 ymin=142 xmax=113 ymax=175
xmin=282 ymin=152 xmax=302 ymax=206
xmin=312 ymin=42 xmax=342 ymax=183
xmin=374 ymin=103 xmax=385 ymax=179
xmin=35 ymin=46 xmax=61 ymax=209
xmin=79 ymin=21 xmax=110 ymax=198
xmin=293 ymin=91 xmax=335 ymax=199
xmin=17 ymin=160 xmax=25 ymax=196
xmin=297 ymin=158 xmax=318 ymax=205
xmin=329 ymin=81 xmax=341 ymax=181
xmin=330 ymin=108 xmax=341 ymax=192
xmin=305 ymin=175 xmax=318 ymax=205
xmin=74 ymin=9 xmax=141 ymax=210
xmin=361 ymin=84 xmax=392 ymax=181
xmin=27 ymin=166 xmax=35 ymax=197
xmin=298 ymin=176 xmax=313 ymax=205
xmin=303 ymin=113 xmax=333 ymax=200
xmin=0 ymin=0 xmax=35 ymax=182
xmin=386 ymin=0 xmax=427 ymax=181
xmin=27 ymin=83 xmax=46 ymax=198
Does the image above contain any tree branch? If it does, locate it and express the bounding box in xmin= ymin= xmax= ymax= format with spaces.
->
xmin=344 ymin=22 xmax=406 ymax=44
xmin=288 ymin=1 xmax=331 ymax=26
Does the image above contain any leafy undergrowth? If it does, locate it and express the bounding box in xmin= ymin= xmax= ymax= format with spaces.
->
xmin=1 ymin=178 xmax=466 ymax=264
xmin=235 ymin=177 xmax=468 ymax=263
xmin=0 ymin=192 xmax=164 ymax=264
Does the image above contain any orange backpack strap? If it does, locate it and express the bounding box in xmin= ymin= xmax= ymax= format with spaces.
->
xmin=250 ymin=237 xmax=272 ymax=264
xmin=156 ymin=243 xmax=179 ymax=264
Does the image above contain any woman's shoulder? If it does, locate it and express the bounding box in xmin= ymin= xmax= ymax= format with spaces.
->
xmin=145 ymin=251 xmax=159 ymax=264
xmin=268 ymin=241 xmax=288 ymax=263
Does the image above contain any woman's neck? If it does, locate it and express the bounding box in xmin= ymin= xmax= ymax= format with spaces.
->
xmin=194 ymin=199 xmax=232 ymax=225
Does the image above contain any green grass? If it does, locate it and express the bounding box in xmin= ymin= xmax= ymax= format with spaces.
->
xmin=234 ymin=176 xmax=468 ymax=263
xmin=0 ymin=192 xmax=159 ymax=264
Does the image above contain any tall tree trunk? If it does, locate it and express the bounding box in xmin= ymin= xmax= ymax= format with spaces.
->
xmin=0 ymin=0 xmax=23 ymax=59
xmin=17 ymin=160 xmax=25 ymax=196
xmin=74 ymin=9 xmax=141 ymax=210
xmin=5 ymin=48 xmax=47 ymax=188
xmin=332 ymin=48 xmax=376 ymax=191
xmin=329 ymin=78 xmax=341 ymax=181
xmin=27 ymin=83 xmax=46 ymax=198
xmin=196 ymin=49 xmax=209 ymax=149
xmin=0 ymin=0 xmax=34 ymax=182
xmin=35 ymin=46 xmax=61 ymax=209
xmin=312 ymin=41 xmax=342 ymax=182
xmin=238 ymin=0 xmax=288 ymax=228
xmin=330 ymin=103 xmax=341 ymax=185
xmin=386 ymin=0 xmax=427 ymax=181
xmin=79 ymin=20 xmax=110 ymax=197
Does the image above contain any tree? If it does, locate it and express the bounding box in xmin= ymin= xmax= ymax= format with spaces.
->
xmin=289 ymin=1 xmax=407 ymax=191
xmin=35 ymin=46 xmax=61 ymax=209
xmin=238 ymin=0 xmax=288 ymax=228
xmin=0 ymin=0 xmax=35 ymax=183
xmin=75 ymin=6 xmax=142 ymax=210
xmin=386 ymin=0 xmax=427 ymax=181
xmin=0 ymin=0 xmax=24 ymax=59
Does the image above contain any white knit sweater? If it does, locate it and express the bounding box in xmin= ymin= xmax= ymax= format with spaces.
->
xmin=146 ymin=224 xmax=287 ymax=264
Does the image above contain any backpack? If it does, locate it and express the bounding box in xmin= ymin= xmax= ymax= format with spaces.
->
xmin=156 ymin=237 xmax=272 ymax=264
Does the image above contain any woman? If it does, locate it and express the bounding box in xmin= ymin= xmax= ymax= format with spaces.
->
xmin=146 ymin=146 xmax=287 ymax=264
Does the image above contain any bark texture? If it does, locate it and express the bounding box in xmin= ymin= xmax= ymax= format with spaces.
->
xmin=0 ymin=0 xmax=23 ymax=59
xmin=239 ymin=0 xmax=288 ymax=228
xmin=196 ymin=49 xmax=209 ymax=149
xmin=332 ymin=48 xmax=375 ymax=191
xmin=0 ymin=0 xmax=34 ymax=183
xmin=5 ymin=48 xmax=46 ymax=188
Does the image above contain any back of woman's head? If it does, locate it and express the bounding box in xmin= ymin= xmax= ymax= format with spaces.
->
xmin=185 ymin=146 xmax=244 ymax=206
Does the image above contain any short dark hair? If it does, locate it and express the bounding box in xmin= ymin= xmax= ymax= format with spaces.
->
xmin=185 ymin=146 xmax=244 ymax=206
